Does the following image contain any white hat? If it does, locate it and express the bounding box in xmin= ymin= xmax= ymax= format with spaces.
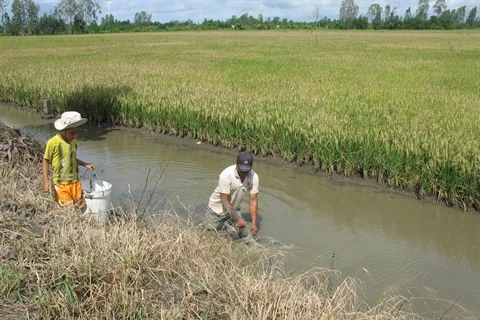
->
xmin=54 ymin=111 xmax=87 ymax=130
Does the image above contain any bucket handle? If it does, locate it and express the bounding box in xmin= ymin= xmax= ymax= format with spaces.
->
xmin=81 ymin=168 xmax=101 ymax=181
xmin=83 ymin=179 xmax=94 ymax=199
xmin=82 ymin=168 xmax=106 ymax=198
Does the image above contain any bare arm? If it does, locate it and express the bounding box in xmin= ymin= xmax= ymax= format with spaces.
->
xmin=249 ymin=193 xmax=258 ymax=235
xmin=220 ymin=193 xmax=246 ymax=228
xmin=42 ymin=158 xmax=51 ymax=192
xmin=77 ymin=158 xmax=94 ymax=170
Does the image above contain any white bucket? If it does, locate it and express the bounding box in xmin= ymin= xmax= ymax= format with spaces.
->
xmin=81 ymin=180 xmax=112 ymax=218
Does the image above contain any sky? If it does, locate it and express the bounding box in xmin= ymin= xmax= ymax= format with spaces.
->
xmin=34 ymin=0 xmax=479 ymax=23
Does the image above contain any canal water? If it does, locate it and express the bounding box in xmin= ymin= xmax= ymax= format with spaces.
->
xmin=1 ymin=103 xmax=479 ymax=318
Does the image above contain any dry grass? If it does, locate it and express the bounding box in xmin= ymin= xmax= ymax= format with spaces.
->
xmin=0 ymin=122 xmax=474 ymax=319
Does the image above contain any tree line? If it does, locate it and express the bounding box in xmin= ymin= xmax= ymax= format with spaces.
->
xmin=0 ymin=0 xmax=478 ymax=36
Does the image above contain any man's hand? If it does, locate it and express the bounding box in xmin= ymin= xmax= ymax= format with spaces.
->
xmin=235 ymin=216 xmax=247 ymax=228
xmin=84 ymin=163 xmax=95 ymax=171
xmin=251 ymin=223 xmax=258 ymax=236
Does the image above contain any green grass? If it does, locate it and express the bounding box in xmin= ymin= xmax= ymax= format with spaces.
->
xmin=1 ymin=30 xmax=479 ymax=209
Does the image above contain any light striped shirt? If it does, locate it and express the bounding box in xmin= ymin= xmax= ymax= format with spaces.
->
xmin=208 ymin=165 xmax=259 ymax=215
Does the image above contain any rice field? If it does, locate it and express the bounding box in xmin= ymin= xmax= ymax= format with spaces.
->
xmin=1 ymin=30 xmax=479 ymax=210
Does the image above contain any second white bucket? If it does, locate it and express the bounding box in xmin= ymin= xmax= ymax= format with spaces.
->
xmin=81 ymin=179 xmax=113 ymax=216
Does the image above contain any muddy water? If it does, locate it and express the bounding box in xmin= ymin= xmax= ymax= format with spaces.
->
xmin=1 ymin=103 xmax=479 ymax=317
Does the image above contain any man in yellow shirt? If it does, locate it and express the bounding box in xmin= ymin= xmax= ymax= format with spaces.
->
xmin=42 ymin=111 xmax=94 ymax=208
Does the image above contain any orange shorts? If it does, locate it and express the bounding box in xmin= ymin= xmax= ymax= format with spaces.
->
xmin=54 ymin=180 xmax=85 ymax=207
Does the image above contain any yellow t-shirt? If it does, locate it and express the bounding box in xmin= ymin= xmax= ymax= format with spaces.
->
xmin=43 ymin=134 xmax=79 ymax=185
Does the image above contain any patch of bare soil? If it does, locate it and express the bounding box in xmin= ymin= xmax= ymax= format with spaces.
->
xmin=0 ymin=122 xmax=43 ymax=164
xmin=0 ymin=121 xmax=46 ymax=214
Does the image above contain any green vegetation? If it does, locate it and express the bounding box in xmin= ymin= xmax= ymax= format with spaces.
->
xmin=0 ymin=0 xmax=478 ymax=36
xmin=0 ymin=30 xmax=479 ymax=210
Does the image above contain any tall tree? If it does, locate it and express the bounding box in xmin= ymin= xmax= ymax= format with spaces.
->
xmin=0 ymin=0 xmax=9 ymax=33
xmin=3 ymin=12 xmax=10 ymax=32
xmin=416 ymin=0 xmax=429 ymax=20
xmin=367 ymin=3 xmax=382 ymax=29
xmin=54 ymin=0 xmax=99 ymax=33
xmin=385 ymin=7 xmax=400 ymax=29
xmin=433 ymin=0 xmax=447 ymax=16
xmin=383 ymin=4 xmax=391 ymax=22
xmin=339 ymin=0 xmax=358 ymax=28
xmin=79 ymin=0 xmax=100 ymax=25
xmin=55 ymin=0 xmax=78 ymax=33
xmin=11 ymin=0 xmax=26 ymax=35
xmin=25 ymin=0 xmax=38 ymax=34
xmin=72 ymin=12 xmax=85 ymax=32
xmin=257 ymin=13 xmax=263 ymax=23
xmin=239 ymin=12 xmax=253 ymax=27
xmin=439 ymin=9 xmax=454 ymax=29
xmin=134 ymin=11 xmax=151 ymax=25
xmin=100 ymin=13 xmax=114 ymax=27
xmin=465 ymin=7 xmax=477 ymax=28
xmin=38 ymin=12 xmax=66 ymax=34
xmin=311 ymin=3 xmax=321 ymax=28
xmin=453 ymin=5 xmax=466 ymax=25
xmin=272 ymin=16 xmax=280 ymax=27
xmin=404 ymin=7 xmax=412 ymax=20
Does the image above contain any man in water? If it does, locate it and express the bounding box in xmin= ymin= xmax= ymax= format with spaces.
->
xmin=205 ymin=151 xmax=259 ymax=239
